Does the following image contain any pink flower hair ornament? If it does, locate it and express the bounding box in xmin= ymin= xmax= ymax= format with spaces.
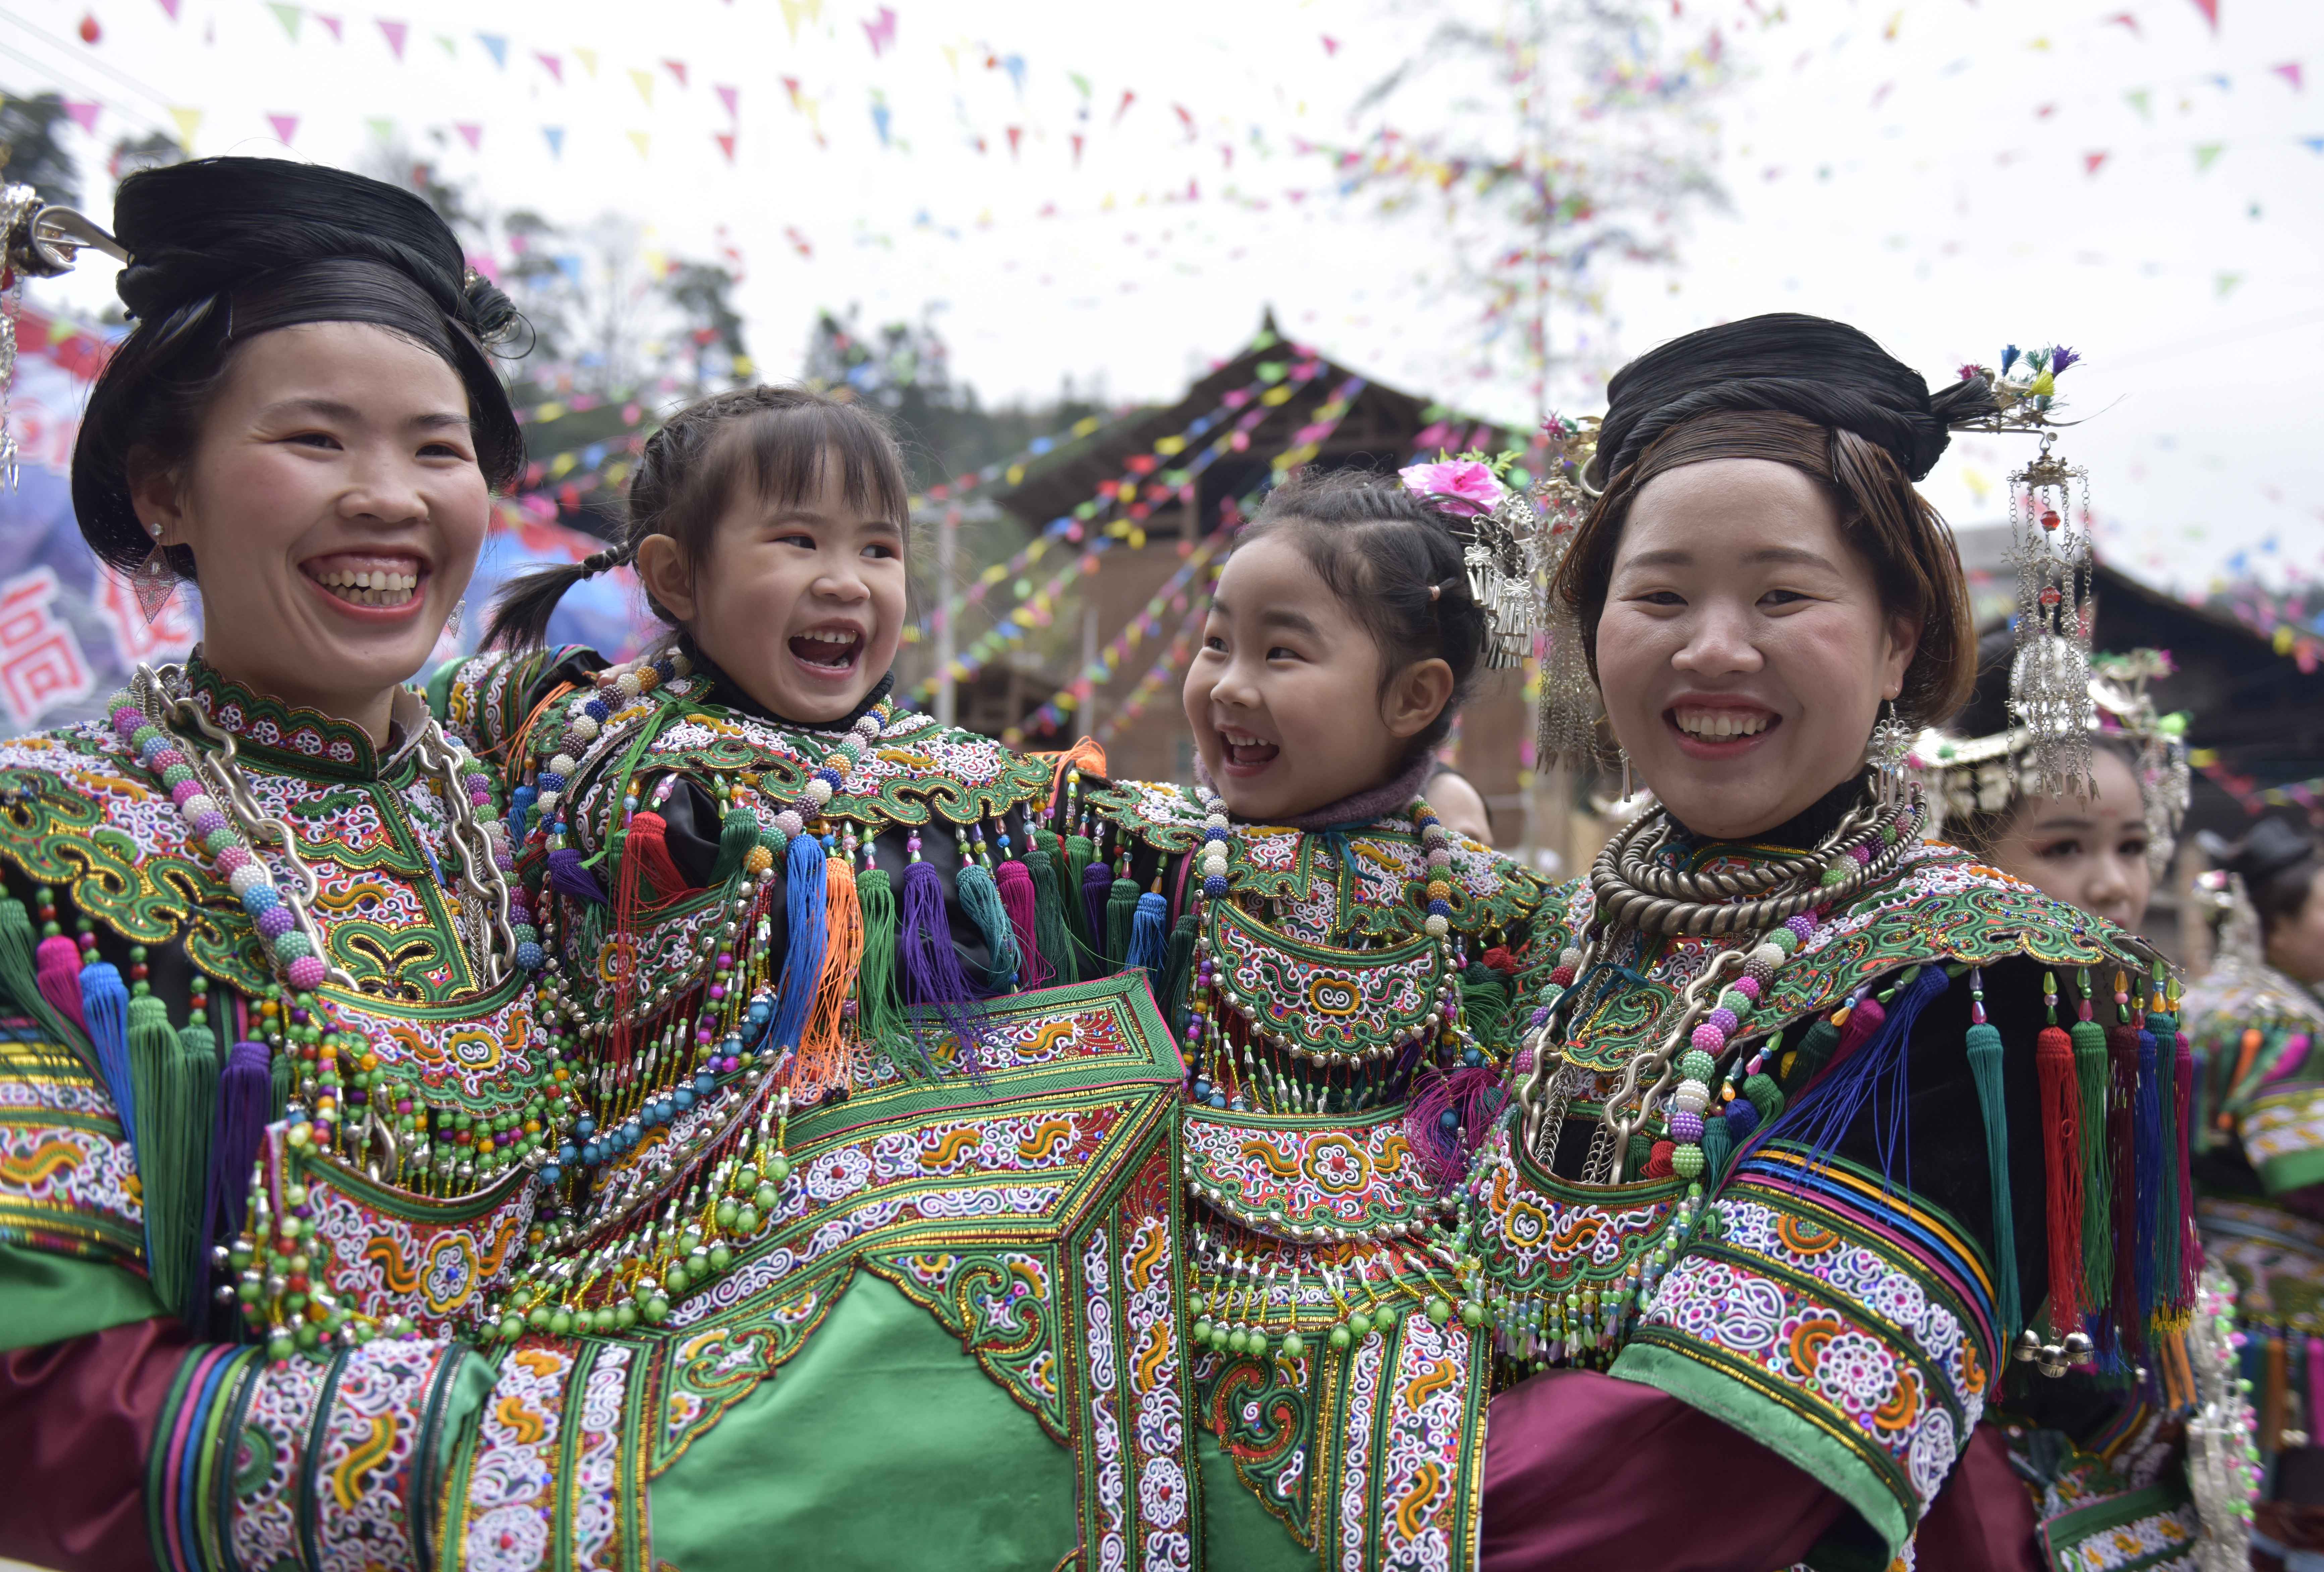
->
xmin=1397 ymin=458 xmax=1508 ymax=518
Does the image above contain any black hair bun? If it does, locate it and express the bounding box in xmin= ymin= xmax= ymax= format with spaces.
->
xmin=1594 ymin=312 xmax=2000 ymax=486
xmin=2220 ymin=817 xmax=2317 ymax=890
xmin=112 ymin=157 xmax=492 ymax=339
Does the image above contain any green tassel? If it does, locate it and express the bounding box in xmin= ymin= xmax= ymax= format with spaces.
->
xmin=1460 ymin=963 xmax=1513 ymax=1044
xmin=1104 ymin=875 xmax=1140 ymax=969
xmin=1025 ymin=845 xmax=1077 ymax=986
xmin=127 ymin=993 xmax=189 ymax=1311
xmin=1158 ymin=915 xmax=1198 ymax=1040
xmin=174 ymin=1011 xmax=218 ymax=1319
xmin=2072 ymin=1014 xmax=2113 ymax=1310
xmin=1062 ymin=833 xmax=1097 ymax=950
xmin=954 ymin=862 xmax=1020 ymax=991
xmin=1625 ymin=1131 xmax=1653 ymax=1178
xmin=0 ymin=898 xmax=92 ymax=1065
xmin=853 ymin=865 xmax=918 ymax=1076
xmin=1965 ymin=1020 xmax=2022 ymax=1341
xmin=1700 ymin=1111 xmax=1735 ymax=1183
xmin=1740 ymin=1072 xmax=1784 ymax=1123
xmin=1778 ymin=1016 xmax=1840 ymax=1096
xmin=708 ymin=807 xmax=763 ymax=886
xmin=270 ymin=1037 xmax=292 ymax=1123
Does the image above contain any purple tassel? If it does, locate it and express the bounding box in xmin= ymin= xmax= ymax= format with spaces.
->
xmin=1402 ymin=1064 xmax=1503 ymax=1189
xmin=547 ymin=846 xmax=608 ymax=904
xmin=1081 ymin=859 xmax=1114 ymax=959
xmin=35 ymin=936 xmax=87 ymax=1033
xmin=899 ymin=858 xmax=988 ymax=1070
xmin=206 ymin=1042 xmax=271 ymax=1282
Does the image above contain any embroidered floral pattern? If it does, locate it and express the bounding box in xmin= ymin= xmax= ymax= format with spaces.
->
xmin=0 ymin=1037 xmax=142 ymax=1265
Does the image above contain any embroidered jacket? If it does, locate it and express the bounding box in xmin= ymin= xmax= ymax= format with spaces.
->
xmin=0 ymin=662 xmax=565 ymax=1572
xmin=2182 ymin=946 xmax=2324 ymax=1485
xmin=395 ymin=650 xmax=1196 ymax=1571
xmin=1062 ymin=771 xmax=1549 ymax=1572
xmin=1473 ymin=826 xmax=2182 ymax=1569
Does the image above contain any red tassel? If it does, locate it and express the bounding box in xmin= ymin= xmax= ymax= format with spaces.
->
xmin=2037 ymin=1024 xmax=2085 ymax=1337
xmin=609 ymin=816 xmax=656 ymax=1070
xmin=2106 ymin=1023 xmax=2143 ymax=1354
xmin=623 ymin=810 xmax=692 ymax=905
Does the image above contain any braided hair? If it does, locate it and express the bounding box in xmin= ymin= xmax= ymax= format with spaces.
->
xmin=485 ymin=384 xmax=911 ymax=650
xmin=1237 ymin=467 xmax=1491 ymax=764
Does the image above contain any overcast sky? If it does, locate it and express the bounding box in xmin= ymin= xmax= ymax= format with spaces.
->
xmin=6 ymin=0 xmax=2317 ymax=596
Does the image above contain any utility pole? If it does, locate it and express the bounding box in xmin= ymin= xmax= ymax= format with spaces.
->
xmin=933 ymin=511 xmax=957 ymax=727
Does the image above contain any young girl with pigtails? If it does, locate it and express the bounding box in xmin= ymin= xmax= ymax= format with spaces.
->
xmin=1056 ymin=462 xmax=1557 ymax=1570
xmin=427 ymin=385 xmax=1200 ymax=1568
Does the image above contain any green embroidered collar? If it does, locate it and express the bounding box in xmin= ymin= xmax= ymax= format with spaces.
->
xmin=183 ymin=654 xmax=427 ymax=781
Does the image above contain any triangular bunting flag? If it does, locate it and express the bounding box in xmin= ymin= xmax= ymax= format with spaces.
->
xmin=627 ymin=129 xmax=650 ymax=158
xmin=267 ymin=112 xmax=300 ymax=144
xmin=2194 ymin=142 xmax=2224 ymax=170
xmin=777 ymin=0 xmax=820 ymax=41
xmin=2275 ymin=62 xmax=2305 ymax=92
xmin=476 ymin=33 xmax=507 ymax=69
xmin=714 ymin=130 xmax=736 ymax=163
xmin=156 ymin=0 xmax=180 ymax=19
xmin=2083 ymin=150 xmax=2109 ymax=174
xmin=573 ymin=47 xmax=597 ymax=76
xmin=715 ymin=83 xmax=738 ymax=119
xmin=2125 ymin=88 xmax=2151 ymax=119
xmin=377 ymin=18 xmax=406 ymax=58
xmin=168 ymin=106 xmax=201 ymax=146
xmin=455 ymin=122 xmax=482 ymax=151
xmin=629 ymin=68 xmax=654 ymax=105
xmin=663 ymin=59 xmax=688 ymax=88
xmin=435 ymin=34 xmax=455 ymax=59
xmin=2187 ymin=0 xmax=2218 ymax=29
xmin=536 ymin=51 xmax=562 ymax=83
xmin=2303 ymin=136 xmax=2324 ymax=153
xmin=365 ymin=115 xmax=395 ymax=141
xmin=267 ymin=2 xmax=301 ymax=41
xmin=315 ymin=13 xmax=341 ymax=41
xmin=543 ymin=126 xmax=565 ymax=158
xmin=62 ymin=101 xmax=100 ymax=133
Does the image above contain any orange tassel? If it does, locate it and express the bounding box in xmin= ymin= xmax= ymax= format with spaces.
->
xmin=795 ymin=851 xmax=863 ymax=1100
xmin=2232 ymin=1025 xmax=2265 ymax=1090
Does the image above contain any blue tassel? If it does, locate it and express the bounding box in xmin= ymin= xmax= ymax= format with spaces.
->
xmin=1769 ymin=964 xmax=1952 ymax=1186
xmin=80 ymin=960 xmax=138 ymax=1154
xmin=763 ymin=833 xmax=828 ymax=1058
xmin=2134 ymin=1023 xmax=2163 ymax=1326
xmin=1124 ymin=890 xmax=1169 ymax=981
xmin=509 ymin=784 xmax=536 ymax=845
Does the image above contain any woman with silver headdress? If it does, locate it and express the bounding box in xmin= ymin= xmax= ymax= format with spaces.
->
xmin=1903 ymin=637 xmax=2258 ymax=1570
xmin=1466 ymin=315 xmax=2203 ymax=1571
xmin=2182 ymin=817 xmax=2324 ymax=1563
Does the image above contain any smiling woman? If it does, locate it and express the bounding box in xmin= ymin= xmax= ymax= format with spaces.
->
xmin=0 ymin=157 xmax=561 ymax=1572
xmin=1467 ymin=316 xmax=2218 ymax=1572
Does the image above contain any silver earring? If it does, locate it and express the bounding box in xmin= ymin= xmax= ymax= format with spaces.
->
xmin=1867 ymin=698 xmax=1912 ymax=807
xmin=443 ymin=598 xmax=466 ymax=640
xmin=129 ymin=544 xmax=179 ymax=623
xmin=1619 ymin=745 xmax=1632 ymax=802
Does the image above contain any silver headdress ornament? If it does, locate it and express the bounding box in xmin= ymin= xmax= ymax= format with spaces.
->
xmin=0 ymin=186 xmax=126 ymax=490
xmin=1906 ymin=646 xmax=2191 ymax=875
xmin=1955 ymin=343 xmax=2098 ymax=799
xmin=1528 ymin=412 xmax=1605 ymax=773
xmin=1398 ymin=448 xmax=1546 ymax=671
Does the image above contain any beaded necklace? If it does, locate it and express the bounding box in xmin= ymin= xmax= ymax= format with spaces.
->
xmin=496 ymin=658 xmax=894 ymax=1340
xmin=1474 ymin=780 xmax=1924 ymax=1374
xmin=109 ymin=663 xmax=545 ymax=1184
xmin=1182 ymin=789 xmax=1485 ymax=1118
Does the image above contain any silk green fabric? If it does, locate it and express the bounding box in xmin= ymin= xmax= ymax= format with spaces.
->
xmin=0 ymin=1242 xmax=163 ymax=1351
xmin=1197 ymin=1429 xmax=1310 ymax=1572
xmin=651 ymin=1275 xmax=1077 ymax=1571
